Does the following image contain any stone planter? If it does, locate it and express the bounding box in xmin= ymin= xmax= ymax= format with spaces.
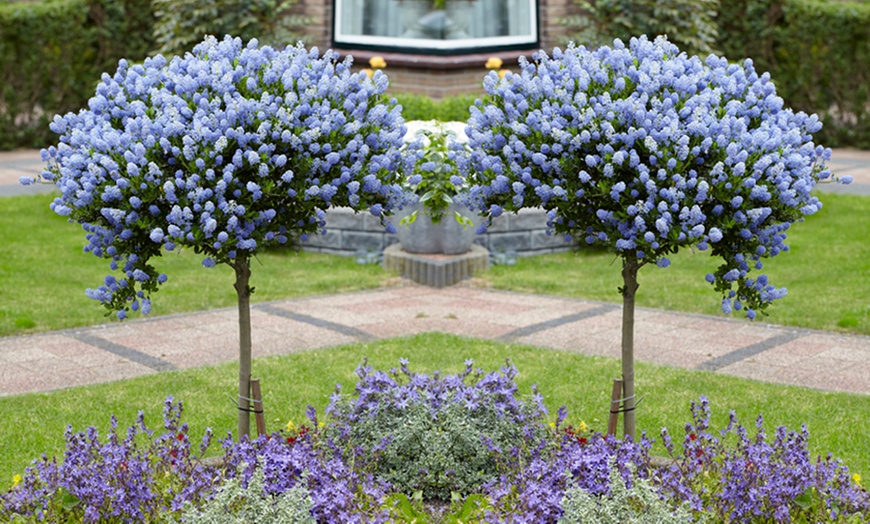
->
xmin=391 ymin=202 xmax=480 ymax=255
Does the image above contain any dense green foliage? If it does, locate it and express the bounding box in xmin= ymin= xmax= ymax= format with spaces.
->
xmin=0 ymin=0 xmax=153 ymax=149
xmin=393 ymin=92 xmax=479 ymax=122
xmin=563 ymin=0 xmax=720 ymax=57
xmin=152 ymin=0 xmax=308 ymax=58
xmin=177 ymin=468 xmax=316 ymax=523
xmin=558 ymin=464 xmax=697 ymax=523
xmin=717 ymin=0 xmax=870 ymax=148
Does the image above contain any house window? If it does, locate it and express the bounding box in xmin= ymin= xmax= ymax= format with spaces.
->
xmin=333 ymin=0 xmax=538 ymax=54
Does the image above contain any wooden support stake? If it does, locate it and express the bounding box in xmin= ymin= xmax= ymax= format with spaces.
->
xmin=251 ymin=379 xmax=266 ymax=437
xmin=607 ymin=379 xmax=623 ymax=436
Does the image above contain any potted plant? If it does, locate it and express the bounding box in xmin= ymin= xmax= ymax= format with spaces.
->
xmin=392 ymin=121 xmax=479 ymax=255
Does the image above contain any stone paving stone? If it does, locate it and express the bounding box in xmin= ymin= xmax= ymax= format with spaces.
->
xmin=0 ymin=286 xmax=868 ymax=396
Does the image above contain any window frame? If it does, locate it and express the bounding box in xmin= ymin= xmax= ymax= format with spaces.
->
xmin=331 ymin=0 xmax=540 ymax=55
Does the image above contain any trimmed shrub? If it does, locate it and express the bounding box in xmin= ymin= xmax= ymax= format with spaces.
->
xmin=0 ymin=0 xmax=153 ymax=150
xmin=393 ymin=92 xmax=479 ymax=122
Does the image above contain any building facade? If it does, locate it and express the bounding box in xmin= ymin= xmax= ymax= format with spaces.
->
xmin=294 ymin=0 xmax=582 ymax=97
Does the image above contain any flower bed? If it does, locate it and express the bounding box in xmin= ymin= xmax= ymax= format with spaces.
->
xmin=3 ymin=361 xmax=868 ymax=523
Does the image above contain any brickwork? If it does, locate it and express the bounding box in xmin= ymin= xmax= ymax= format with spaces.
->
xmin=292 ymin=0 xmax=583 ymax=98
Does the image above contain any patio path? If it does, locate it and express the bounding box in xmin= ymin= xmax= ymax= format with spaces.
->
xmin=0 ymin=149 xmax=868 ymax=397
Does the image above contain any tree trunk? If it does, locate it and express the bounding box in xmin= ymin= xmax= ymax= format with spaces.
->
xmin=233 ymin=255 xmax=252 ymax=439
xmin=620 ymin=257 xmax=640 ymax=442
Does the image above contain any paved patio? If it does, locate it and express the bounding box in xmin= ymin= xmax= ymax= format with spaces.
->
xmin=0 ymin=148 xmax=868 ymax=398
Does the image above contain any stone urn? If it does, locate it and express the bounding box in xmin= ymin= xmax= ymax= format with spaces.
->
xmin=392 ymin=202 xmax=480 ymax=255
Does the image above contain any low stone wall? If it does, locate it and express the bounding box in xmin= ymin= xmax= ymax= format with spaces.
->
xmin=301 ymin=207 xmax=574 ymax=256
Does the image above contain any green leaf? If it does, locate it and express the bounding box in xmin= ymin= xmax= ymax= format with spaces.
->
xmin=59 ymin=487 xmax=81 ymax=511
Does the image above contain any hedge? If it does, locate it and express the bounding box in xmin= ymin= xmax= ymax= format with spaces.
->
xmin=0 ymin=0 xmax=153 ymax=149
xmin=393 ymin=92 xmax=480 ymax=122
xmin=717 ymin=0 xmax=870 ymax=148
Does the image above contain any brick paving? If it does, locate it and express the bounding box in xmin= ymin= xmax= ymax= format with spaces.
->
xmin=0 ymin=149 xmax=868 ymax=398
xmin=0 ymin=285 xmax=868 ymax=397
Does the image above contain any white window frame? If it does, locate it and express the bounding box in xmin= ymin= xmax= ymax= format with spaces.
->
xmin=333 ymin=0 xmax=539 ymax=52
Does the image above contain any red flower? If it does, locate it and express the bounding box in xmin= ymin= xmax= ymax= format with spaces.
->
xmin=176 ymin=433 xmax=184 ymax=441
xmin=287 ymin=436 xmax=297 ymax=445
xmin=578 ymin=437 xmax=588 ymax=446
xmin=689 ymin=433 xmax=697 ymax=441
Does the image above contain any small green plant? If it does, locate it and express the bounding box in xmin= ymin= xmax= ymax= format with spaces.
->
xmin=177 ymin=466 xmax=316 ymax=523
xmin=558 ymin=461 xmax=698 ymax=523
xmin=401 ymin=124 xmax=474 ymax=227
xmin=384 ymin=492 xmax=492 ymax=523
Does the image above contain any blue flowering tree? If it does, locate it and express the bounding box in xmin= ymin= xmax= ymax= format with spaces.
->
xmin=466 ymin=36 xmax=847 ymax=440
xmin=34 ymin=36 xmax=405 ymax=437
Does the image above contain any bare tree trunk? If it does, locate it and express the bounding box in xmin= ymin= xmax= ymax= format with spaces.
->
xmin=233 ymin=255 xmax=252 ymax=439
xmin=620 ymin=257 xmax=640 ymax=442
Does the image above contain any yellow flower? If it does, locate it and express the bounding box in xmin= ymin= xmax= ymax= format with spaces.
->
xmin=318 ymin=421 xmax=324 ymax=428
xmin=369 ymin=56 xmax=387 ymax=69
xmin=12 ymin=474 xmax=21 ymax=487
xmin=854 ymin=473 xmax=862 ymax=487
xmin=485 ymin=57 xmax=503 ymax=70
xmin=549 ymin=422 xmax=556 ymax=428
xmin=285 ymin=420 xmax=295 ymax=432
xmin=578 ymin=420 xmax=588 ymax=432
xmin=361 ymin=68 xmax=374 ymax=78
xmin=498 ymin=68 xmax=509 ymax=79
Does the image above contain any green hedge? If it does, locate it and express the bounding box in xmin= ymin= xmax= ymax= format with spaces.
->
xmin=717 ymin=0 xmax=870 ymax=148
xmin=392 ymin=92 xmax=480 ymax=122
xmin=0 ymin=0 xmax=153 ymax=149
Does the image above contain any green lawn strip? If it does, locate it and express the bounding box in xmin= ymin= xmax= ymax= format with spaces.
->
xmin=0 ymin=193 xmax=390 ymax=336
xmin=3 ymin=192 xmax=868 ymax=336
xmin=485 ymin=192 xmax=870 ymax=335
xmin=1 ymin=333 xmax=866 ymax=491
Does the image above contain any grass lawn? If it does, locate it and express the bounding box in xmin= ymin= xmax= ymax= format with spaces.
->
xmin=484 ymin=192 xmax=870 ymax=335
xmin=0 ymin=333 xmax=867 ymax=492
xmin=2 ymin=192 xmax=867 ymax=337
xmin=1 ymin=193 xmax=389 ymax=336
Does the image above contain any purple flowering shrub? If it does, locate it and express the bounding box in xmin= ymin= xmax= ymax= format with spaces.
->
xmin=0 ymin=397 xmax=216 ymax=522
xmin=31 ymin=35 xmax=405 ymax=318
xmin=219 ymin=429 xmax=392 ymax=523
xmin=466 ymin=35 xmax=850 ymax=318
xmin=3 ymin=368 xmax=868 ymax=523
xmin=482 ymin=417 xmax=653 ymax=523
xmin=324 ymin=358 xmax=550 ymax=501
xmin=656 ymin=396 xmax=870 ymax=523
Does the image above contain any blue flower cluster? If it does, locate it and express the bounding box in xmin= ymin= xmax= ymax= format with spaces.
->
xmin=38 ymin=36 xmax=405 ymax=318
xmin=466 ymin=35 xmax=848 ymax=317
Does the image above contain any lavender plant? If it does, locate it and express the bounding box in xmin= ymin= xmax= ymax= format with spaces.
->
xmin=0 ymin=397 xmax=217 ymax=523
xmin=482 ymin=424 xmax=653 ymax=523
xmin=558 ymin=459 xmax=698 ymax=523
xmin=220 ymin=428 xmax=392 ymax=523
xmin=324 ymin=359 xmax=550 ymax=500
xmin=28 ymin=35 xmax=405 ymax=437
xmin=466 ymin=35 xmax=851 ymax=440
xmin=655 ymin=396 xmax=870 ymax=523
